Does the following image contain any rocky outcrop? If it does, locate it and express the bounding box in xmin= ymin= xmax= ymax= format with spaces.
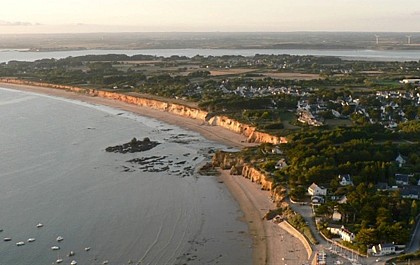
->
xmin=0 ymin=79 xmax=287 ymax=144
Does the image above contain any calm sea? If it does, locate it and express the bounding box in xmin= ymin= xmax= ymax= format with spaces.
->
xmin=0 ymin=48 xmax=420 ymax=62
xmin=0 ymin=87 xmax=252 ymax=265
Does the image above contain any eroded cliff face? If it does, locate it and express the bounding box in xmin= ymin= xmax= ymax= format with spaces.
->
xmin=0 ymin=79 xmax=287 ymax=144
xmin=208 ymin=115 xmax=287 ymax=144
xmin=212 ymin=150 xmax=286 ymax=205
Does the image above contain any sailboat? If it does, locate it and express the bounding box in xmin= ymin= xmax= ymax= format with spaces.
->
xmin=56 ymin=251 xmax=63 ymax=264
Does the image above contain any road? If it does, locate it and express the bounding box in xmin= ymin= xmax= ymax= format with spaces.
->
xmin=287 ymin=198 xmax=390 ymax=265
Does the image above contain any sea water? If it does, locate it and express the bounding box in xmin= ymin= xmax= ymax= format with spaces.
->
xmin=0 ymin=87 xmax=252 ymax=265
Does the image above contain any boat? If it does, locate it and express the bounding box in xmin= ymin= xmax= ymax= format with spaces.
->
xmin=36 ymin=223 xmax=43 ymax=228
xmin=68 ymin=250 xmax=75 ymax=257
xmin=3 ymin=237 xmax=11 ymax=241
xmin=70 ymin=260 xmax=77 ymax=265
xmin=51 ymin=246 xmax=60 ymax=250
xmin=56 ymin=252 xmax=63 ymax=264
xmin=84 ymin=247 xmax=91 ymax=251
xmin=102 ymin=261 xmax=109 ymax=264
xmin=56 ymin=236 xmax=63 ymax=242
xmin=16 ymin=241 xmax=25 ymax=246
xmin=27 ymin=238 xmax=36 ymax=242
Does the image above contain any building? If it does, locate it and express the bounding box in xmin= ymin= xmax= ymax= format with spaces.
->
xmin=327 ymin=225 xmax=355 ymax=242
xmin=395 ymin=154 xmax=406 ymax=168
xmin=338 ymin=174 xmax=353 ymax=186
xmin=332 ymin=210 xmax=342 ymax=222
xmin=275 ymin=158 xmax=288 ymax=169
xmin=370 ymin=243 xmax=396 ymax=256
xmin=395 ymin=173 xmax=411 ymax=186
xmin=401 ymin=186 xmax=420 ymax=200
xmin=308 ymin=183 xmax=327 ymax=196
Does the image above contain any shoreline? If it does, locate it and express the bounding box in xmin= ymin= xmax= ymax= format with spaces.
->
xmin=0 ymin=82 xmax=308 ymax=264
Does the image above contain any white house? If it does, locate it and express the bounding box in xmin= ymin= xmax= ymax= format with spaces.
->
xmin=395 ymin=154 xmax=406 ymax=168
xmin=327 ymin=225 xmax=355 ymax=242
xmin=370 ymin=243 xmax=396 ymax=256
xmin=338 ymin=174 xmax=353 ymax=186
xmin=308 ymin=183 xmax=327 ymax=196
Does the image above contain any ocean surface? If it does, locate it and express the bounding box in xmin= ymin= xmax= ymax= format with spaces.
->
xmin=0 ymin=87 xmax=252 ymax=265
xmin=0 ymin=48 xmax=420 ymax=62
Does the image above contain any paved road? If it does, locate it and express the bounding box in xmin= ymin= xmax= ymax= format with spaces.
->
xmin=287 ymin=198 xmax=386 ymax=265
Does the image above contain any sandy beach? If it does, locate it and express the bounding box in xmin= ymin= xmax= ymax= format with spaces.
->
xmin=0 ymin=82 xmax=308 ymax=265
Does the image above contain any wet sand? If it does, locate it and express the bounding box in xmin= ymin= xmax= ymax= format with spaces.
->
xmin=0 ymin=82 xmax=308 ymax=264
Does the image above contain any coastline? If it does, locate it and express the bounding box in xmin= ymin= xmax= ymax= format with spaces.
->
xmin=0 ymin=82 xmax=308 ymax=264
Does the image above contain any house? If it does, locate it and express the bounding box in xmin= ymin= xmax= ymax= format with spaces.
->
xmin=308 ymin=183 xmax=327 ymax=196
xmin=395 ymin=154 xmax=406 ymax=168
xmin=370 ymin=243 xmax=396 ymax=256
xmin=327 ymin=225 xmax=355 ymax=242
xmin=401 ymin=186 xmax=420 ymax=200
xmin=332 ymin=210 xmax=342 ymax=222
xmin=340 ymin=227 xmax=356 ymax=242
xmin=311 ymin=195 xmax=325 ymax=206
xmin=275 ymin=158 xmax=288 ymax=169
xmin=338 ymin=174 xmax=353 ymax=186
xmin=395 ymin=173 xmax=411 ymax=186
xmin=337 ymin=195 xmax=348 ymax=204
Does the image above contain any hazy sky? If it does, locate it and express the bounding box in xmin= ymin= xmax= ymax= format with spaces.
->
xmin=1 ymin=0 xmax=420 ymax=33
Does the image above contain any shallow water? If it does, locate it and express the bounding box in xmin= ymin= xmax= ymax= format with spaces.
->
xmin=0 ymin=87 xmax=252 ymax=265
xmin=1 ymin=48 xmax=420 ymax=62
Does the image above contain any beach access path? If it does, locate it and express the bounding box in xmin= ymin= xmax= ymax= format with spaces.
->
xmin=0 ymin=82 xmax=309 ymax=265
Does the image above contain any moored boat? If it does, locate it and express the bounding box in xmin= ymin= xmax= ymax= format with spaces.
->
xmin=70 ymin=260 xmax=77 ymax=265
xmin=27 ymin=238 xmax=35 ymax=242
xmin=16 ymin=241 xmax=25 ymax=246
xmin=51 ymin=246 xmax=60 ymax=250
xmin=36 ymin=223 xmax=43 ymax=228
xmin=56 ymin=236 xmax=63 ymax=242
xmin=3 ymin=237 xmax=11 ymax=241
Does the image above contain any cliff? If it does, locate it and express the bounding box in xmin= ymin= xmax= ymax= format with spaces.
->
xmin=0 ymin=78 xmax=287 ymax=145
xmin=212 ymin=150 xmax=286 ymax=204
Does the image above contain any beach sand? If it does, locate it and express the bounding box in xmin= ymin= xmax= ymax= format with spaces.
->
xmin=0 ymin=82 xmax=308 ymax=265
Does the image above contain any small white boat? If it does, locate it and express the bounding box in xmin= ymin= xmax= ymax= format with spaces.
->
xmin=70 ymin=260 xmax=77 ymax=265
xmin=3 ymin=237 xmax=11 ymax=242
xmin=56 ymin=236 xmax=63 ymax=242
xmin=84 ymin=247 xmax=91 ymax=251
xmin=51 ymin=246 xmax=60 ymax=250
xmin=102 ymin=261 xmax=109 ymax=264
xmin=36 ymin=223 xmax=43 ymax=228
xmin=68 ymin=250 xmax=75 ymax=257
xmin=27 ymin=238 xmax=35 ymax=242
xmin=16 ymin=241 xmax=25 ymax=246
xmin=56 ymin=258 xmax=63 ymax=264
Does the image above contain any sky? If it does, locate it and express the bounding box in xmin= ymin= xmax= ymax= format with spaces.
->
xmin=1 ymin=0 xmax=420 ymax=33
